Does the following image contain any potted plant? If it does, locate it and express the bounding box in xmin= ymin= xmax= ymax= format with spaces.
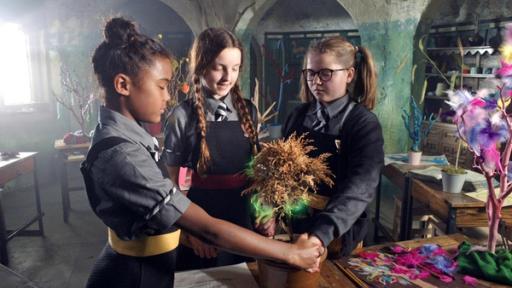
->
xmin=243 ymin=133 xmax=333 ymax=288
xmin=441 ymin=139 xmax=467 ymax=193
xmin=402 ymin=95 xmax=436 ymax=165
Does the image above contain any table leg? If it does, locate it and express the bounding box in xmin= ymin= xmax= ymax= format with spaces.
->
xmin=59 ymin=153 xmax=70 ymax=223
xmin=0 ymin=193 xmax=9 ymax=266
xmin=33 ymin=157 xmax=44 ymax=236
xmin=446 ymin=208 xmax=457 ymax=234
xmin=399 ymin=176 xmax=413 ymax=241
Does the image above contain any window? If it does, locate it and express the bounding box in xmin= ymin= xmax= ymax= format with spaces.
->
xmin=0 ymin=23 xmax=33 ymax=106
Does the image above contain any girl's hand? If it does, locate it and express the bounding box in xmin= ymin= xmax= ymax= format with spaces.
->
xmin=184 ymin=232 xmax=218 ymax=259
xmin=254 ymin=217 xmax=276 ymax=237
xmin=287 ymin=233 xmax=324 ymax=272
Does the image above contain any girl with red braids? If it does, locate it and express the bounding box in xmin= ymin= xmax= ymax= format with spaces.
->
xmin=163 ymin=28 xmax=259 ymax=270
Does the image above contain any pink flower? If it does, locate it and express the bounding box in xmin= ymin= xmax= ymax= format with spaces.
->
xmin=432 ymin=248 xmax=447 ymax=256
xmin=497 ymin=60 xmax=512 ymax=77
xmin=391 ymin=246 xmax=405 ymax=253
xmin=359 ymin=251 xmax=379 ymax=260
xmin=463 ymin=275 xmax=479 ymax=286
xmin=391 ymin=265 xmax=409 ymax=274
xmin=482 ymin=145 xmax=503 ymax=173
xmin=410 ymin=271 xmax=430 ymax=280
xmin=439 ymin=275 xmax=454 ymax=283
xmin=395 ymin=253 xmax=425 ymax=267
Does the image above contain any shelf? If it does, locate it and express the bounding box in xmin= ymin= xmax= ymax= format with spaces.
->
xmin=426 ymin=73 xmax=494 ymax=79
xmin=426 ymin=46 xmax=495 ymax=56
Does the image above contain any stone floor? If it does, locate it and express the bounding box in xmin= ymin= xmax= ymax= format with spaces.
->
xmin=2 ymin=165 xmax=105 ymax=288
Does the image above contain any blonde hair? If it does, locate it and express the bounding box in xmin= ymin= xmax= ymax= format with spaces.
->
xmin=299 ymin=36 xmax=378 ymax=110
xmin=188 ymin=28 xmax=258 ymax=175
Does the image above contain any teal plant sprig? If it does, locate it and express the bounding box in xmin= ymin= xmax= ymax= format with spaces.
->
xmin=402 ymin=95 xmax=436 ymax=152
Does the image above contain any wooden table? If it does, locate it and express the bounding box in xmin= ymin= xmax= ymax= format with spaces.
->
xmin=246 ymin=234 xmax=507 ymax=287
xmin=247 ymin=259 xmax=358 ymax=287
xmin=54 ymin=139 xmax=90 ymax=223
xmin=0 ymin=152 xmax=44 ymax=266
xmin=375 ymin=163 xmax=433 ymax=241
xmin=376 ymin=163 xmax=512 ymax=240
xmin=411 ymin=178 xmax=512 ymax=234
xmin=338 ymin=234 xmax=509 ymax=287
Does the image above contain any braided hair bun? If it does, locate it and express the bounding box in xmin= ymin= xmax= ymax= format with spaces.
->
xmin=103 ymin=17 xmax=139 ymax=48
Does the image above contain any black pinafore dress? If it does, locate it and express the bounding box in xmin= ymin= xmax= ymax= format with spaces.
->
xmin=176 ymin=120 xmax=253 ymax=270
xmin=290 ymin=101 xmax=370 ymax=257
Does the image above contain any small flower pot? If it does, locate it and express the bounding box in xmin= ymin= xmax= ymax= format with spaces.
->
xmin=408 ymin=150 xmax=422 ymax=165
xmin=257 ymin=258 xmax=323 ymax=288
xmin=442 ymin=171 xmax=467 ymax=193
xmin=257 ymin=234 xmax=327 ymax=288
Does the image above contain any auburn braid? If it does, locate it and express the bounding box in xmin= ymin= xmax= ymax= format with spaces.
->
xmin=192 ymin=75 xmax=211 ymax=175
xmin=231 ymin=84 xmax=258 ymax=155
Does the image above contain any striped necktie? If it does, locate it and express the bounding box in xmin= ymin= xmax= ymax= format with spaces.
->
xmin=215 ymin=102 xmax=228 ymax=121
xmin=312 ymin=106 xmax=330 ymax=132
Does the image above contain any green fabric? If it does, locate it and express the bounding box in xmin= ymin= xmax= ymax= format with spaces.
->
xmin=457 ymin=241 xmax=512 ymax=285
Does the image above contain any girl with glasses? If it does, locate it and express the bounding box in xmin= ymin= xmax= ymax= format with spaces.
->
xmin=257 ymin=36 xmax=384 ymax=258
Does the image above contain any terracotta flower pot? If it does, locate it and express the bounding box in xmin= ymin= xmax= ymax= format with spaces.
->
xmin=408 ymin=150 xmax=422 ymax=165
xmin=257 ymin=258 xmax=322 ymax=288
xmin=257 ymin=234 xmax=327 ymax=288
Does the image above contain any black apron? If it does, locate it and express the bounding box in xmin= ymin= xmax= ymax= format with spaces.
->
xmin=176 ymin=121 xmax=253 ymax=271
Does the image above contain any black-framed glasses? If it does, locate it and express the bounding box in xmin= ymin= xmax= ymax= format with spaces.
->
xmin=302 ymin=68 xmax=350 ymax=82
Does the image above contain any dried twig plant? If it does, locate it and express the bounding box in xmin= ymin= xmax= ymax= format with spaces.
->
xmin=243 ymin=133 xmax=334 ymax=238
xmin=54 ymin=65 xmax=98 ymax=137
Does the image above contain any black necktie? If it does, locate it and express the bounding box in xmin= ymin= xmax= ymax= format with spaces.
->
xmin=312 ymin=107 xmax=329 ymax=132
xmin=215 ymin=102 xmax=228 ymax=121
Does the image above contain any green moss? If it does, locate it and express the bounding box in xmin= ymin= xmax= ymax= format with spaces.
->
xmin=441 ymin=165 xmax=467 ymax=175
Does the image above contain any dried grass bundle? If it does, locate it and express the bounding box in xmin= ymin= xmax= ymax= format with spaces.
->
xmin=243 ymin=133 xmax=334 ymax=219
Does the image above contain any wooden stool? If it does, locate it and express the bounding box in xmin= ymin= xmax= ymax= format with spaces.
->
xmin=392 ymin=196 xmax=444 ymax=240
xmin=54 ymin=139 xmax=90 ymax=223
xmin=60 ymin=154 xmax=85 ymax=223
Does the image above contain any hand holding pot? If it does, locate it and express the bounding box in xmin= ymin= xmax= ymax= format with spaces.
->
xmin=288 ymin=233 xmax=323 ymax=272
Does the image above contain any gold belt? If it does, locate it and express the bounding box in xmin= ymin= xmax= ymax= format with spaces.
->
xmin=307 ymin=192 xmax=330 ymax=210
xmin=108 ymin=228 xmax=180 ymax=257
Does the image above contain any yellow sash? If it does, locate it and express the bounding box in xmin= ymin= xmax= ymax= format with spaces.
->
xmin=108 ymin=228 xmax=180 ymax=257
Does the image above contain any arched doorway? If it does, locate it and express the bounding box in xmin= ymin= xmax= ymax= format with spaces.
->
xmin=248 ymin=0 xmax=359 ymax=124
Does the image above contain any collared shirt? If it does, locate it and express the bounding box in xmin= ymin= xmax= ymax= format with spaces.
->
xmin=163 ymin=92 xmax=258 ymax=168
xmin=89 ymin=106 xmax=191 ymax=239
xmin=204 ymin=90 xmax=239 ymax=121
xmin=303 ymin=95 xmax=350 ymax=135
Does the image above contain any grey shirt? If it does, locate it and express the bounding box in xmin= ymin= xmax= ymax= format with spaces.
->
xmin=163 ymin=93 xmax=257 ymax=168
xmin=303 ymin=96 xmax=351 ymax=135
xmin=88 ymin=106 xmax=191 ymax=239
